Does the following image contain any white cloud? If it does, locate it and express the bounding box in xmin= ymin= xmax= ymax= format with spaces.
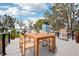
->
xmin=27 ymin=16 xmax=44 ymax=23
xmin=15 ymin=3 xmax=49 ymax=17
xmin=31 ymin=4 xmax=48 ymax=11
xmin=0 ymin=5 xmax=11 ymax=9
xmin=6 ymin=7 xmax=20 ymax=16
xmin=0 ymin=10 xmax=6 ymax=15
xmin=0 ymin=6 xmax=36 ymax=17
xmin=0 ymin=7 xmax=19 ymax=17
xmin=16 ymin=3 xmax=48 ymax=12
xmin=19 ymin=10 xmax=36 ymax=16
xmin=0 ymin=3 xmax=49 ymax=20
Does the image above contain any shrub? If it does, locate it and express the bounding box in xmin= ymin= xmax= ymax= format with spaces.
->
xmin=11 ymin=29 xmax=16 ymax=39
xmin=75 ymin=28 xmax=79 ymax=32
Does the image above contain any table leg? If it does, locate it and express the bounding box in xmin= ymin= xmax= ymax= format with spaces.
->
xmin=34 ymin=39 xmax=39 ymax=56
xmin=52 ymin=36 xmax=56 ymax=53
xmin=21 ymin=38 xmax=26 ymax=56
xmin=48 ymin=38 xmax=51 ymax=52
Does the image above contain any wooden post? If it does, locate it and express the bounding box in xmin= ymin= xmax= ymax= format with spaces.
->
xmin=52 ymin=36 xmax=56 ymax=53
xmin=48 ymin=38 xmax=51 ymax=52
xmin=2 ymin=33 xmax=6 ymax=56
xmin=34 ymin=39 xmax=39 ymax=56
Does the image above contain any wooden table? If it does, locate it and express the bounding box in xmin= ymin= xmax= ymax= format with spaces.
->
xmin=26 ymin=32 xmax=56 ymax=56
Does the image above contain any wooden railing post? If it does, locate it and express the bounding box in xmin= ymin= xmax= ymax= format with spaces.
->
xmin=2 ymin=33 xmax=6 ymax=56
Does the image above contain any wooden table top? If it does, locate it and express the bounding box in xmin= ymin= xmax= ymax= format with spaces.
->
xmin=26 ymin=32 xmax=55 ymax=39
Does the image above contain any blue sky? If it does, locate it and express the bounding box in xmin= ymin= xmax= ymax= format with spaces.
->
xmin=0 ymin=3 xmax=52 ymax=21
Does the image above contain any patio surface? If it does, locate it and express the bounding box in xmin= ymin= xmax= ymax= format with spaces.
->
xmin=0 ymin=37 xmax=79 ymax=56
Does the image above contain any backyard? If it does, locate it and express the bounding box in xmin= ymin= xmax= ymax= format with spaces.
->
xmin=0 ymin=3 xmax=79 ymax=56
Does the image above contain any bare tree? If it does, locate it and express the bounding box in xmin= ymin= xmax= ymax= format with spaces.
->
xmin=17 ymin=19 xmax=25 ymax=30
xmin=27 ymin=19 xmax=33 ymax=31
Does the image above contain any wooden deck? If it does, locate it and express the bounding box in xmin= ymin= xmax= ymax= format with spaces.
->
xmin=0 ymin=37 xmax=79 ymax=56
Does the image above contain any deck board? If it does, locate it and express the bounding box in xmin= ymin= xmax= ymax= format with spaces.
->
xmin=0 ymin=37 xmax=79 ymax=56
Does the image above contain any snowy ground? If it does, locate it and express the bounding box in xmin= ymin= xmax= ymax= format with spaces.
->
xmin=0 ymin=37 xmax=79 ymax=56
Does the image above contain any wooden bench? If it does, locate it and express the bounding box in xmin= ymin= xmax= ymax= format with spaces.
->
xmin=19 ymin=33 xmax=34 ymax=56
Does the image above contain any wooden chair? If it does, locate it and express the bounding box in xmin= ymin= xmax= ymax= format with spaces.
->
xmin=59 ymin=28 xmax=68 ymax=40
xmin=19 ymin=33 xmax=34 ymax=56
